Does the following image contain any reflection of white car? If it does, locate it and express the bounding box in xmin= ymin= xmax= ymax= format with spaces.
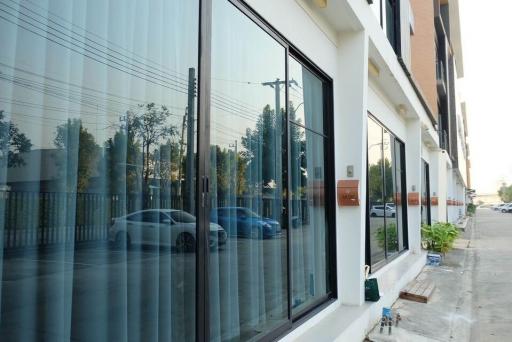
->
xmin=109 ymin=209 xmax=227 ymax=252
xmin=370 ymin=205 xmax=396 ymax=218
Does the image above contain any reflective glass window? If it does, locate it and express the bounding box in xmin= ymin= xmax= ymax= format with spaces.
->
xmin=367 ymin=117 xmax=407 ymax=269
xmin=209 ymin=0 xmax=288 ymax=340
xmin=288 ymin=58 xmax=330 ymax=314
xmin=0 ymin=0 xmax=198 ymax=340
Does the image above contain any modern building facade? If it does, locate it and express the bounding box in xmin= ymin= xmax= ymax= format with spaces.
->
xmin=0 ymin=0 xmax=469 ymax=341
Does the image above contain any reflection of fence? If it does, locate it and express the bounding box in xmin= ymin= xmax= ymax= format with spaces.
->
xmin=1 ymin=191 xmax=183 ymax=250
xmin=1 ymin=190 xmax=313 ymax=249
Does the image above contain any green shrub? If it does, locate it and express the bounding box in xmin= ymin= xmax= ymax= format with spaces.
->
xmin=421 ymin=222 xmax=459 ymax=254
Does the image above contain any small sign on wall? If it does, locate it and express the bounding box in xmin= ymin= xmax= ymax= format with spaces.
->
xmin=337 ymin=180 xmax=359 ymax=206
xmin=408 ymin=192 xmax=420 ymax=206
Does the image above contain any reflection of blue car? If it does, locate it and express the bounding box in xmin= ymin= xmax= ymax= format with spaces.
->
xmin=210 ymin=207 xmax=281 ymax=239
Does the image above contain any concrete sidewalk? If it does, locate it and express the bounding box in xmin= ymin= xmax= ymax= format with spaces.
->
xmin=366 ymin=218 xmax=476 ymax=342
xmin=367 ymin=209 xmax=512 ymax=341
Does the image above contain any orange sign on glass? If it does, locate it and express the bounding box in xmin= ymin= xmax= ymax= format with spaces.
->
xmin=337 ymin=180 xmax=359 ymax=206
xmin=394 ymin=192 xmax=402 ymax=205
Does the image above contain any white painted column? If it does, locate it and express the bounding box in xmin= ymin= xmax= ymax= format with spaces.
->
xmin=405 ymin=119 xmax=422 ymax=253
xmin=429 ymin=149 xmax=439 ymax=223
xmin=336 ymin=30 xmax=368 ymax=306
xmin=437 ymin=152 xmax=448 ymax=222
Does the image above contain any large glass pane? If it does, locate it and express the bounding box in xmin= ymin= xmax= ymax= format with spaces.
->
xmin=288 ymin=58 xmax=324 ymax=134
xmin=0 ymin=0 xmax=198 ymax=340
xmin=367 ymin=118 xmax=385 ymax=266
xmin=290 ymin=124 xmax=329 ymax=314
xmin=383 ymin=130 xmax=398 ymax=256
xmin=209 ymin=0 xmax=287 ymax=340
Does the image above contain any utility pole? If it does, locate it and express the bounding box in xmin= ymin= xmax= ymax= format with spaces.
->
xmin=185 ymin=68 xmax=196 ymax=213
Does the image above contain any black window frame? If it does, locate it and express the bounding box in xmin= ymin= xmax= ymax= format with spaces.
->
xmin=422 ymin=160 xmax=432 ymax=226
xmin=380 ymin=0 xmax=402 ymax=56
xmin=195 ymin=0 xmax=337 ymax=341
xmin=365 ymin=113 xmax=408 ymax=273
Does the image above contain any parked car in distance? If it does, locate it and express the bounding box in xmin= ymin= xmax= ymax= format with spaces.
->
xmin=492 ymin=203 xmax=506 ymax=211
xmin=210 ymin=207 xmax=281 ymax=239
xmin=109 ymin=209 xmax=227 ymax=252
xmin=370 ymin=204 xmax=396 ymax=218
xmin=501 ymin=203 xmax=512 ymax=213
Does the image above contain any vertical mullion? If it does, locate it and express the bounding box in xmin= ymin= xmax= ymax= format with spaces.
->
xmin=284 ymin=49 xmax=292 ymax=323
xmin=400 ymin=142 xmax=408 ymax=249
xmin=381 ymin=127 xmax=387 ymax=259
xmin=196 ymin=0 xmax=212 ymax=341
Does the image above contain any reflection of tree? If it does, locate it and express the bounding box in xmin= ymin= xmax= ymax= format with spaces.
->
xmin=212 ymin=145 xmax=247 ymax=198
xmin=105 ymin=129 xmax=141 ymax=194
xmin=241 ymin=104 xmax=279 ymax=191
xmin=238 ymin=102 xmax=306 ymax=197
xmin=368 ymin=158 xmax=394 ymax=204
xmin=126 ymin=103 xmax=177 ymax=184
xmin=375 ymin=222 xmax=398 ymax=250
xmin=54 ymin=119 xmax=99 ymax=192
xmin=0 ymin=110 xmax=32 ymax=168
xmin=289 ymin=102 xmax=307 ymax=197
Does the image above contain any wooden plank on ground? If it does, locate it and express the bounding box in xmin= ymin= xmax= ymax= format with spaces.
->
xmin=399 ymin=279 xmax=436 ymax=303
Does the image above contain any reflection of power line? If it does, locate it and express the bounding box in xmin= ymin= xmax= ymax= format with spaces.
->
xmin=17 ymin=0 xmax=191 ymax=80
xmin=1 ymin=3 xmax=264 ymax=119
xmin=0 ymin=63 xmax=187 ymax=113
xmin=0 ymin=1 xmax=192 ymax=90
xmin=0 ymin=8 xmax=190 ymax=95
xmin=0 ymin=5 xmax=286 ymax=136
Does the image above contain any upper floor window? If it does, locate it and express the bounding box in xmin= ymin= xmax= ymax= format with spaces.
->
xmin=385 ymin=0 xmax=401 ymax=54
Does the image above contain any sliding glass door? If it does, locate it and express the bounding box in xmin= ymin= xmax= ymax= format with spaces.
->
xmin=0 ymin=0 xmax=335 ymax=340
xmin=209 ymin=1 xmax=287 ymax=340
xmin=0 ymin=0 xmax=198 ymax=340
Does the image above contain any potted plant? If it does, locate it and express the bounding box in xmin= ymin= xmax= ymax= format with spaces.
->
xmin=421 ymin=222 xmax=459 ymax=265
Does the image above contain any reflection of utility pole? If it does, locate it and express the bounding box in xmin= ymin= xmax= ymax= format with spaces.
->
xmin=229 ymin=140 xmax=238 ymax=195
xmin=185 ymin=67 xmax=196 ymax=213
xmin=261 ymin=78 xmax=298 ymax=119
xmin=177 ymin=108 xmax=187 ymax=196
xmin=261 ymin=78 xmax=297 ymax=217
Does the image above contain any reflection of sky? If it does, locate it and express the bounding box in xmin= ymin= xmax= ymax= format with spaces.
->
xmin=210 ymin=0 xmax=285 ymax=150
xmin=0 ymin=0 xmax=198 ymax=149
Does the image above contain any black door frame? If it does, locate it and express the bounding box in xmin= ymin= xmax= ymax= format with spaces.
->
xmin=422 ymin=160 xmax=432 ymax=226
xmin=195 ymin=0 xmax=337 ymax=340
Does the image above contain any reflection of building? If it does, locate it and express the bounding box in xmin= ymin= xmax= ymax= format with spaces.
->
xmin=6 ymin=149 xmax=62 ymax=192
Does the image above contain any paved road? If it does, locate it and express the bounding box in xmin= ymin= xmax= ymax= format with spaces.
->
xmin=471 ymin=208 xmax=512 ymax=341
